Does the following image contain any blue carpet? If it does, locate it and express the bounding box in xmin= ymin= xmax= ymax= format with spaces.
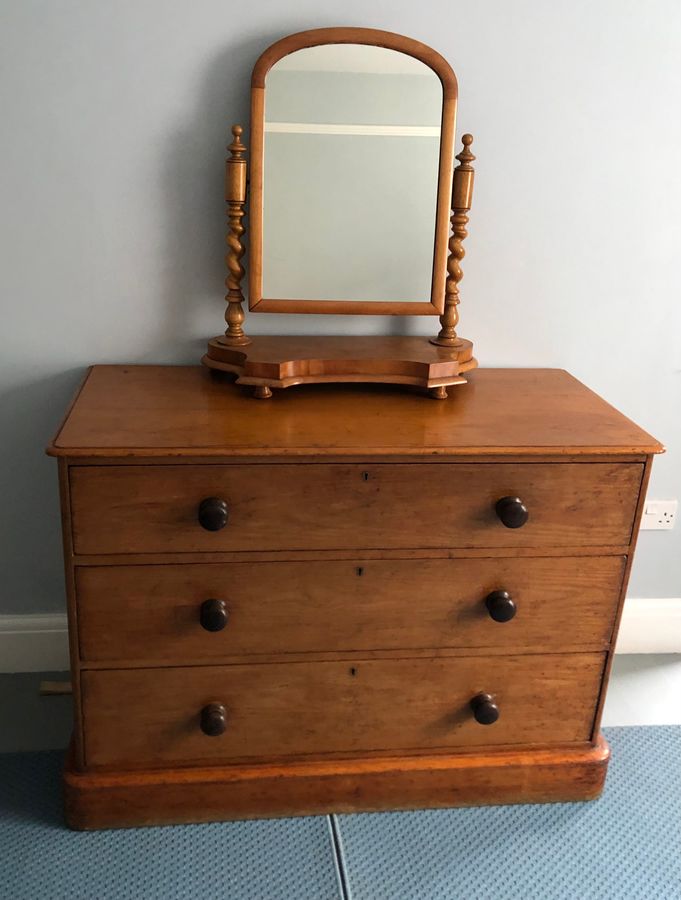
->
xmin=0 ymin=727 xmax=678 ymax=899
xmin=336 ymin=727 xmax=681 ymax=900
xmin=0 ymin=752 xmax=342 ymax=899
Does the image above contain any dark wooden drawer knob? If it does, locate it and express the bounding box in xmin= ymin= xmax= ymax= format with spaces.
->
xmin=470 ymin=692 xmax=500 ymax=725
xmin=200 ymin=703 xmax=227 ymax=736
xmin=198 ymin=497 xmax=229 ymax=531
xmin=485 ymin=590 xmax=517 ymax=623
xmin=200 ymin=599 xmax=229 ymax=632
xmin=495 ymin=496 xmax=529 ymax=529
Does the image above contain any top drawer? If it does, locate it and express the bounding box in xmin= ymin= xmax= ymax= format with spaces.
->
xmin=69 ymin=462 xmax=642 ymax=555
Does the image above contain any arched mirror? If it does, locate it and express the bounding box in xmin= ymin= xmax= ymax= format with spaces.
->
xmin=251 ymin=39 xmax=453 ymax=313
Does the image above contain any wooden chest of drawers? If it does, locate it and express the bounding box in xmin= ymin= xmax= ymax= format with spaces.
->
xmin=48 ymin=366 xmax=661 ymax=829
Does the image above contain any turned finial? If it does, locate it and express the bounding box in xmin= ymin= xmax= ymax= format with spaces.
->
xmin=457 ymin=133 xmax=475 ymax=165
xmin=452 ymin=134 xmax=476 ymax=212
xmin=228 ymin=125 xmax=245 ymax=160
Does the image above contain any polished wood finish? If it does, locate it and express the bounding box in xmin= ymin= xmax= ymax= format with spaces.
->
xmin=49 ymin=366 xmax=660 ymax=827
xmin=203 ymin=335 xmax=476 ymax=398
xmin=81 ymin=654 xmax=604 ymax=768
xmin=248 ymin=28 xmax=457 ymax=316
xmin=47 ymin=367 xmax=663 ymax=458
xmin=75 ymin=556 xmax=625 ymax=662
xmin=222 ymin=126 xmax=250 ymax=346
xmin=64 ymin=736 xmax=611 ymax=830
xmin=68 ymin=461 xmax=642 ymax=555
xmin=431 ymin=134 xmax=476 ymax=346
xmin=57 ymin=457 xmax=85 ymax=769
xmin=591 ymin=454 xmax=655 ymax=735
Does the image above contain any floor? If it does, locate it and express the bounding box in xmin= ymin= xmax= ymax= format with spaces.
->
xmin=1 ymin=726 xmax=679 ymax=899
xmin=0 ymin=671 xmax=73 ymax=753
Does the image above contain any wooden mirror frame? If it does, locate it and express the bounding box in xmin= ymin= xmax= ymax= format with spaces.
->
xmin=248 ymin=27 xmax=458 ymax=315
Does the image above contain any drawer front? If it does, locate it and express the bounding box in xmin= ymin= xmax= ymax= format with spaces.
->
xmin=82 ymin=653 xmax=605 ymax=767
xmin=70 ymin=463 xmax=642 ymax=554
xmin=76 ymin=557 xmax=625 ymax=662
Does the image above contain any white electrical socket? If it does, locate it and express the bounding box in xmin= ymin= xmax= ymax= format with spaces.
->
xmin=641 ymin=500 xmax=678 ymax=530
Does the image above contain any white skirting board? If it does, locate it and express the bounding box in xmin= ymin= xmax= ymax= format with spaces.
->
xmin=614 ymin=598 xmax=681 ymax=654
xmin=1 ymin=599 xmax=680 ymax=673
xmin=0 ymin=614 xmax=70 ymax=673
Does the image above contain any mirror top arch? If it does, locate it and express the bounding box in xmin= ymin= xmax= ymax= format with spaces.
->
xmin=251 ymin=27 xmax=457 ymax=98
xmin=248 ymin=27 xmax=458 ymax=315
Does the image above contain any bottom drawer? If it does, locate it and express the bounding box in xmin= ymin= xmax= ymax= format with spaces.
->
xmin=82 ymin=654 xmax=605 ymax=768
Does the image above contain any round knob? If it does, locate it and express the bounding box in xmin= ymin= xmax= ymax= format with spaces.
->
xmin=200 ymin=703 xmax=227 ymax=736
xmin=485 ymin=590 xmax=517 ymax=623
xmin=200 ymin=599 xmax=229 ymax=632
xmin=495 ymin=496 xmax=529 ymax=529
xmin=198 ymin=497 xmax=229 ymax=531
xmin=470 ymin=692 xmax=500 ymax=725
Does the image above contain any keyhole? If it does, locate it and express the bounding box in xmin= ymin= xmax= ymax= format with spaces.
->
xmin=349 ymin=667 xmax=357 ymax=676
xmin=357 ymin=567 xmax=364 ymax=577
xmin=362 ymin=471 xmax=369 ymax=481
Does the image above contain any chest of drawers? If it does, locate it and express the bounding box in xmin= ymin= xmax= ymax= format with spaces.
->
xmin=48 ymin=365 xmax=661 ymax=829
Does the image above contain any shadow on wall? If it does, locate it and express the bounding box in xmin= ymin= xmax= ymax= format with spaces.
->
xmin=155 ymin=33 xmax=270 ymax=358
xmin=0 ymin=368 xmax=86 ymax=615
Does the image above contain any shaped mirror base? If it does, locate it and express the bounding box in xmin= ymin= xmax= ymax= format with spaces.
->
xmin=203 ymin=335 xmax=476 ymax=399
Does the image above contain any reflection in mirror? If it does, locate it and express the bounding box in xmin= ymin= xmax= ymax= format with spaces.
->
xmin=262 ymin=44 xmax=443 ymax=303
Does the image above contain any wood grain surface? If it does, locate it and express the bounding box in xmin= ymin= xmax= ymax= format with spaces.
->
xmin=68 ymin=461 xmax=643 ymax=554
xmin=48 ymin=365 xmax=660 ymax=827
xmin=64 ymin=735 xmax=610 ymax=829
xmin=203 ymin=334 xmax=476 ymax=395
xmin=81 ymin=653 xmax=605 ymax=768
xmin=75 ymin=556 xmax=625 ymax=662
xmin=48 ymin=366 xmax=663 ymax=457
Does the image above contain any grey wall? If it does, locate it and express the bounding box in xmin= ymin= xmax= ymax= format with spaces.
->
xmin=1 ymin=0 xmax=679 ymax=614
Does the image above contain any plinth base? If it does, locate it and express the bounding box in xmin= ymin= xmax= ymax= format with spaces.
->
xmin=63 ymin=736 xmax=610 ymax=830
xmin=202 ymin=335 xmax=477 ymax=398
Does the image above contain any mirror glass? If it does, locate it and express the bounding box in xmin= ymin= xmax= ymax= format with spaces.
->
xmin=262 ymin=44 xmax=443 ymax=303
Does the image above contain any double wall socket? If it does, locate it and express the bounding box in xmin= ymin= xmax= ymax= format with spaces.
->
xmin=641 ymin=500 xmax=678 ymax=531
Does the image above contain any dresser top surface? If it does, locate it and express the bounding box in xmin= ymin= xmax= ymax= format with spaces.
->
xmin=48 ymin=365 xmax=662 ymax=458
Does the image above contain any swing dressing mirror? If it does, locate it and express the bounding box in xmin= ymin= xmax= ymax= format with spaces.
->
xmin=204 ymin=28 xmax=477 ymax=398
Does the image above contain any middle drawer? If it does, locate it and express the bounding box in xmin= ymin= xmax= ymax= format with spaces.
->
xmin=76 ymin=556 xmax=625 ymax=662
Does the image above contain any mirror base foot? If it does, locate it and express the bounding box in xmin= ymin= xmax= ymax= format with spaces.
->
xmin=253 ymin=385 xmax=273 ymax=399
xmin=430 ymin=386 xmax=449 ymax=400
xmin=203 ymin=335 xmax=476 ymax=398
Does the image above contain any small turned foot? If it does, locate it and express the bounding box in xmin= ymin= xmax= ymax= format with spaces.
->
xmin=253 ymin=385 xmax=273 ymax=399
xmin=430 ymin=386 xmax=448 ymax=400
